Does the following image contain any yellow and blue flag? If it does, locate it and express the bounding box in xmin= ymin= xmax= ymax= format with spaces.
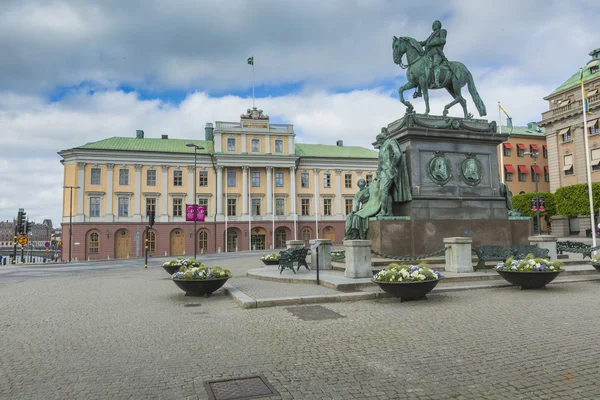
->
xmin=580 ymin=68 xmax=593 ymax=115
xmin=247 ymin=57 xmax=254 ymax=65
xmin=499 ymin=105 xmax=513 ymax=136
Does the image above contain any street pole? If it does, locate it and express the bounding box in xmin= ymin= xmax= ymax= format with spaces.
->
xmin=186 ymin=143 xmax=205 ymax=259
xmin=534 ymin=154 xmax=541 ymax=235
xmin=63 ymin=185 xmax=80 ymax=263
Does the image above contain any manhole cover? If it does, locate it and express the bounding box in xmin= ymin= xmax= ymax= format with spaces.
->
xmin=284 ymin=305 xmax=345 ymax=321
xmin=184 ymin=303 xmax=201 ymax=307
xmin=204 ymin=375 xmax=279 ymax=400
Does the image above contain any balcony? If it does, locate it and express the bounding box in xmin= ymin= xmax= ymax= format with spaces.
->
xmin=542 ymin=92 xmax=599 ymax=121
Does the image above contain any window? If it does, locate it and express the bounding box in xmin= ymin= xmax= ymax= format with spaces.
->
xmin=275 ymin=229 xmax=286 ymax=249
xmin=301 ymin=198 xmax=310 ymax=216
xmin=323 ymin=198 xmax=332 ymax=216
xmin=563 ymin=154 xmax=574 ymax=176
xmin=275 ymin=171 xmax=284 ymax=187
xmin=345 ymin=198 xmax=353 ymax=215
xmin=366 ymin=174 xmax=373 ymax=185
xmin=198 ymin=230 xmax=208 ymax=252
xmin=251 ymin=138 xmax=260 ymax=152
xmin=323 ymin=173 xmax=331 ymax=188
xmin=592 ymin=149 xmax=600 ymax=171
xmin=227 ymin=170 xmax=236 ymax=187
xmin=90 ymin=197 xmax=101 ymax=217
xmin=227 ymin=138 xmax=236 ymax=151
xmin=302 ymin=228 xmax=311 ymax=242
xmin=344 ymin=173 xmax=352 ymax=189
xmin=146 ymin=198 xmax=156 ymax=216
xmin=561 ymin=131 xmax=572 ymax=143
xmin=503 ymin=148 xmax=511 ymax=157
xmin=198 ymin=170 xmax=208 ymax=187
xmin=198 ymin=198 xmax=209 ymax=216
xmin=251 ymin=198 xmax=261 ymax=216
xmin=118 ymin=197 xmax=129 ymax=217
xmin=275 ymin=198 xmax=285 ymax=216
xmin=532 ymin=171 xmax=539 ymax=182
xmin=517 ymin=145 xmax=525 ymax=157
xmin=226 ymin=230 xmax=238 ymax=252
xmin=544 ymin=169 xmax=550 ymax=182
xmin=88 ymin=232 xmax=99 ymax=254
xmin=227 ymin=198 xmax=237 ymax=216
xmin=90 ymin=168 xmax=101 ymax=185
xmin=543 ymin=146 xmax=548 ymax=158
xmin=147 ymin=169 xmax=156 ymax=186
xmin=301 ymin=173 xmax=309 ymax=188
xmin=274 ymin=139 xmax=283 ymax=153
xmin=251 ymin=171 xmax=260 ymax=187
xmin=119 ymin=169 xmax=129 ymax=185
xmin=173 ymin=198 xmax=183 ymax=217
xmin=517 ymin=166 xmax=527 ymax=182
xmin=173 ymin=170 xmax=183 ymax=186
xmin=505 ymin=172 xmax=513 ymax=182
xmin=148 ymin=231 xmax=156 ymax=253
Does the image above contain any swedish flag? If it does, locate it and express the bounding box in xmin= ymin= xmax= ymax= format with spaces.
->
xmin=247 ymin=57 xmax=254 ymax=65
xmin=499 ymin=105 xmax=513 ymax=136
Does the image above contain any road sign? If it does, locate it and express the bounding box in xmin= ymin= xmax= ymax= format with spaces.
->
xmin=18 ymin=236 xmax=28 ymax=245
xmin=44 ymin=241 xmax=50 ymax=248
xmin=57 ymin=241 xmax=63 ymax=246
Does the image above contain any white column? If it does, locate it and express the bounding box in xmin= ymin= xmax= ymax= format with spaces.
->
xmin=187 ymin=165 xmax=194 ymax=206
xmin=76 ymin=162 xmax=86 ymax=218
xmin=241 ymin=133 xmax=247 ymax=153
xmin=265 ymin=135 xmax=271 ymax=153
xmin=313 ymin=168 xmax=320 ymax=239
xmin=106 ymin=164 xmax=114 ymax=218
xmin=160 ymin=165 xmax=169 ymax=221
xmin=242 ymin=166 xmax=249 ymax=216
xmin=444 ymin=237 xmax=473 ymax=273
xmin=344 ymin=240 xmax=372 ymax=278
xmin=266 ymin=166 xmax=273 ymax=214
xmin=216 ymin=166 xmax=223 ymax=216
xmin=289 ymin=166 xmax=297 ymax=218
xmin=134 ymin=164 xmax=142 ymax=218
xmin=529 ymin=235 xmax=558 ymax=260
xmin=335 ymin=169 xmax=342 ymax=216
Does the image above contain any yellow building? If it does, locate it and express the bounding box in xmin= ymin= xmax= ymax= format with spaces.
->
xmin=58 ymin=108 xmax=378 ymax=260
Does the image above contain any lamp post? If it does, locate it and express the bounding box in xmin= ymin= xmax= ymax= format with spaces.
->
xmin=580 ymin=62 xmax=597 ymax=249
xmin=186 ymin=143 xmax=205 ymax=259
xmin=524 ymin=151 xmax=541 ymax=235
xmin=63 ymin=185 xmax=80 ymax=262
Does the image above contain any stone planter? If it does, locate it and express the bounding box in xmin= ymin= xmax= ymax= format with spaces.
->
xmin=172 ymin=278 xmax=230 ymax=296
xmin=373 ymin=278 xmax=443 ymax=301
xmin=261 ymin=260 xmax=279 ymax=266
xmin=496 ymin=270 xmax=563 ymax=289
xmin=163 ymin=265 xmax=181 ymax=275
xmin=591 ymin=263 xmax=600 ymax=272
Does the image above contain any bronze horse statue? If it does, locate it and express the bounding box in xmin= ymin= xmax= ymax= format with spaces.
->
xmin=392 ymin=36 xmax=486 ymax=118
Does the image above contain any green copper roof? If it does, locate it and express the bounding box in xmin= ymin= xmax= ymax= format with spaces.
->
xmin=548 ymin=60 xmax=600 ymax=96
xmin=497 ymin=124 xmax=546 ymax=137
xmin=294 ymin=143 xmax=378 ymax=158
xmin=76 ymin=137 xmax=213 ymax=154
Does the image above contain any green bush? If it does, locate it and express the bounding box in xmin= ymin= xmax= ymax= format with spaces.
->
xmin=512 ymin=191 xmax=555 ymax=218
xmin=554 ymin=182 xmax=600 ymax=217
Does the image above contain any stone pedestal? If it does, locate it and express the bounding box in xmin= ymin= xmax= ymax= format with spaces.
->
xmin=444 ymin=237 xmax=473 ymax=273
xmin=310 ymin=239 xmax=332 ymax=270
xmin=550 ymin=216 xmax=569 ymax=237
xmin=578 ymin=217 xmax=592 ymax=237
xmin=286 ymin=240 xmax=305 ymax=250
xmin=343 ymin=240 xmax=372 ymax=278
xmin=528 ymin=235 xmax=558 ymax=260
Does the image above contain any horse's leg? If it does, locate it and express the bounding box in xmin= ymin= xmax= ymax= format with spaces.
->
xmin=399 ymin=81 xmax=417 ymax=113
xmin=443 ymin=85 xmax=460 ymax=116
xmin=420 ymin=77 xmax=431 ymax=115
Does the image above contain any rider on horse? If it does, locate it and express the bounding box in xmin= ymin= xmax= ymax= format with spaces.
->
xmin=414 ymin=20 xmax=447 ymax=98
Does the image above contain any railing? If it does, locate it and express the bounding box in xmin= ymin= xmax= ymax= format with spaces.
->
xmin=215 ymin=121 xmax=294 ymax=133
xmin=542 ymin=91 xmax=599 ymax=120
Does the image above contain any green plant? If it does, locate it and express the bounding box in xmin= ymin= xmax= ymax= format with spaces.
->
xmin=554 ymin=182 xmax=600 ymax=217
xmin=374 ymin=263 xmax=443 ymax=282
xmin=330 ymin=249 xmax=346 ymax=260
xmin=166 ymin=258 xmax=232 ymax=280
xmin=495 ymin=253 xmax=563 ymax=272
xmin=512 ymin=191 xmax=556 ymax=218
xmin=260 ymin=252 xmax=280 ymax=261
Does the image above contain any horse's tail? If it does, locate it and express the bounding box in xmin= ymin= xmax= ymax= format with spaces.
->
xmin=466 ymin=71 xmax=487 ymax=117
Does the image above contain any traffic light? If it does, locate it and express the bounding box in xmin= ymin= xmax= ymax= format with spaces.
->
xmin=16 ymin=209 xmax=24 ymax=226
xmin=25 ymin=220 xmax=32 ymax=234
xmin=148 ymin=211 xmax=155 ymax=227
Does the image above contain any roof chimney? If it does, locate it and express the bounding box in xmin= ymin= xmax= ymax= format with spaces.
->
xmin=136 ymin=130 xmax=144 ymax=139
xmin=205 ymin=123 xmax=214 ymax=141
xmin=161 ymin=134 xmax=168 ymax=139
xmin=336 ymin=140 xmax=343 ymax=146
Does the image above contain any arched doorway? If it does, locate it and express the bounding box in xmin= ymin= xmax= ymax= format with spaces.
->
xmin=323 ymin=226 xmax=336 ymax=243
xmin=147 ymin=230 xmax=157 ymax=255
xmin=302 ymin=227 xmax=312 ymax=244
xmin=250 ymin=227 xmax=267 ymax=250
xmin=170 ymin=229 xmax=185 ymax=256
xmin=274 ymin=228 xmax=288 ymax=249
xmin=86 ymin=231 xmax=100 ymax=259
xmin=226 ymin=229 xmax=239 ymax=252
xmin=114 ymin=229 xmax=131 ymax=259
xmin=197 ymin=229 xmax=209 ymax=254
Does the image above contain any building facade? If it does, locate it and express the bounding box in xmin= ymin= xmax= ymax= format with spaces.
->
xmin=539 ymin=47 xmax=600 ymax=235
xmin=0 ymin=219 xmax=53 ymax=249
xmin=58 ymin=109 xmax=379 ymax=261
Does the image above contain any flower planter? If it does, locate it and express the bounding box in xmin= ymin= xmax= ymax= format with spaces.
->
xmin=172 ymin=277 xmax=230 ymax=296
xmin=261 ymin=260 xmax=280 ymax=266
xmin=373 ymin=278 xmax=443 ymax=301
xmin=496 ymin=270 xmax=563 ymax=289
xmin=591 ymin=263 xmax=600 ymax=272
xmin=163 ymin=265 xmax=181 ymax=275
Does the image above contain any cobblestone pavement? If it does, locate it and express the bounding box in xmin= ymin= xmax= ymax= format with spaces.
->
xmin=230 ymin=276 xmax=339 ymax=299
xmin=1 ymin=257 xmax=600 ymax=399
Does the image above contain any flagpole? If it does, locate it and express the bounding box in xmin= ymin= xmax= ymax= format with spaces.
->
xmin=272 ymin=169 xmax=275 ymax=249
xmin=499 ymin=102 xmax=505 ymax=184
xmin=580 ymin=67 xmax=596 ymax=248
xmin=252 ymin=55 xmax=255 ymax=109
xmin=225 ymin=167 xmax=228 ymax=253
xmin=248 ymin=169 xmax=251 ymax=252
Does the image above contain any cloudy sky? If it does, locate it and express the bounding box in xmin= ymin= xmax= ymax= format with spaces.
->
xmin=0 ymin=0 xmax=598 ymax=226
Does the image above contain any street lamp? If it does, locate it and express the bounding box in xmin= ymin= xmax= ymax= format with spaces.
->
xmin=63 ymin=185 xmax=80 ymax=262
xmin=524 ymin=151 xmax=541 ymax=235
xmin=186 ymin=143 xmax=205 ymax=259
xmin=580 ymin=61 xmax=597 ymax=249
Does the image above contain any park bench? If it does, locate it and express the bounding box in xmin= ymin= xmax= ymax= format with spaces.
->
xmin=278 ymin=247 xmax=310 ymax=274
xmin=472 ymin=245 xmax=508 ymax=270
xmin=509 ymin=244 xmax=550 ymax=259
xmin=557 ymin=241 xmax=592 ymax=259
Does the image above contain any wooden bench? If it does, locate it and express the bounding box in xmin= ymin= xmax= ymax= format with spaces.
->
xmin=278 ymin=247 xmax=310 ymax=274
xmin=509 ymin=244 xmax=550 ymax=259
xmin=557 ymin=241 xmax=592 ymax=259
xmin=472 ymin=245 xmax=508 ymax=270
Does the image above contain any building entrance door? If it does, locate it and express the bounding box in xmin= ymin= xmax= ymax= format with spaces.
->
xmin=115 ymin=229 xmax=131 ymax=259
xmin=251 ymin=235 xmax=266 ymax=250
xmin=170 ymin=229 xmax=185 ymax=256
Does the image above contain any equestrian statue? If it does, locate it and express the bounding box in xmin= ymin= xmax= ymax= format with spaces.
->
xmin=392 ymin=20 xmax=487 ymax=119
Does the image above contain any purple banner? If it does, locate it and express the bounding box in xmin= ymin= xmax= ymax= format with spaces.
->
xmin=186 ymin=205 xmax=206 ymax=221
